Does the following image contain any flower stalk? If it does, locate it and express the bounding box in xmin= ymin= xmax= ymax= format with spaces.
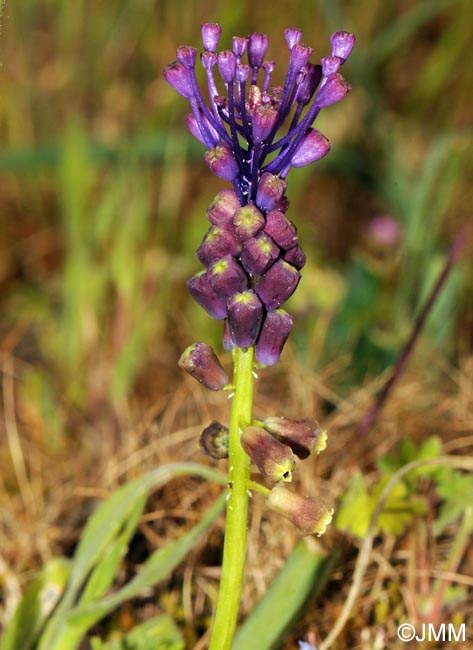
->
xmin=209 ymin=346 xmax=255 ymax=650
xmin=167 ymin=22 xmax=354 ymax=650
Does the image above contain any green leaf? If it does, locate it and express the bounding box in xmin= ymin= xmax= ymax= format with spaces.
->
xmin=0 ymin=558 xmax=70 ymax=650
xmin=79 ymin=492 xmax=148 ymax=606
xmin=37 ymin=463 xmax=226 ymax=650
xmin=233 ymin=539 xmax=337 ymax=650
xmin=90 ymin=615 xmax=185 ymax=650
xmin=434 ymin=471 xmax=473 ymax=534
xmin=65 ymin=493 xmax=225 ymax=630
xmin=335 ymin=471 xmax=427 ymax=539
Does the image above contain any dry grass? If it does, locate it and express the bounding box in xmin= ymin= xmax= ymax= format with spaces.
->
xmin=1 ymin=329 xmax=473 ymax=648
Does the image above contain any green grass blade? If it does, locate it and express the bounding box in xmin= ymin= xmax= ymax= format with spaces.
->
xmin=233 ymin=539 xmax=338 ymax=650
xmin=49 ymin=493 xmax=226 ymax=650
xmin=37 ymin=463 xmax=225 ymax=650
xmin=78 ymin=492 xmax=148 ymax=606
xmin=90 ymin=614 xmax=185 ymax=650
xmin=0 ymin=558 xmax=71 ymax=650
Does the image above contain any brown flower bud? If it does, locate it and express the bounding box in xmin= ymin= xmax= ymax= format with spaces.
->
xmin=241 ymin=426 xmax=295 ymax=484
xmin=266 ymin=486 xmax=333 ymax=536
xmin=262 ymin=416 xmax=327 ymax=459
xmin=199 ymin=421 xmax=229 ymax=459
xmin=178 ymin=342 xmax=229 ymax=390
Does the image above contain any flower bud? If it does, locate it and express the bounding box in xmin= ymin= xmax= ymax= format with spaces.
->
xmin=218 ymin=50 xmax=237 ymax=83
xmin=315 ymin=73 xmax=351 ymax=108
xmin=200 ymin=51 xmax=217 ymax=70
xmin=252 ymin=105 xmax=278 ymax=143
xmin=321 ymin=55 xmax=341 ymax=77
xmin=233 ymin=204 xmax=265 ymax=240
xmin=207 ymin=255 xmax=248 ymax=299
xmin=178 ymin=342 xmax=229 ymax=390
xmin=255 ymin=172 xmax=288 ymax=212
xmin=186 ymin=271 xmax=228 ymax=319
xmin=290 ymin=129 xmax=330 ymax=167
xmin=201 ymin=23 xmax=221 ymax=52
xmin=206 ymin=189 xmax=241 ymax=226
xmin=186 ymin=112 xmax=219 ymax=145
xmin=289 ymin=44 xmax=313 ymax=72
xmin=266 ymin=486 xmax=333 ymax=536
xmin=227 ymin=290 xmax=264 ymax=348
xmin=176 ymin=46 xmax=197 ymax=69
xmin=232 ymin=36 xmax=247 ymax=58
xmin=240 ymin=232 xmax=280 ymax=276
xmin=236 ymin=64 xmax=250 ymax=83
xmin=163 ymin=61 xmax=194 ymax=98
xmin=199 ymin=421 xmax=229 ymax=459
xmin=255 ymin=260 xmax=300 ymax=310
xmin=197 ymin=225 xmax=241 ymax=267
xmin=282 ymin=244 xmax=306 ymax=270
xmin=284 ymin=28 xmax=302 ymax=51
xmin=248 ymin=32 xmax=269 ymax=69
xmin=262 ymin=416 xmax=327 ymax=459
xmin=264 ymin=210 xmax=298 ymax=250
xmin=241 ymin=426 xmax=295 ymax=483
xmin=255 ymin=309 xmax=293 ymax=366
xmin=204 ymin=143 xmax=240 ymax=181
xmin=330 ymin=31 xmax=356 ymax=63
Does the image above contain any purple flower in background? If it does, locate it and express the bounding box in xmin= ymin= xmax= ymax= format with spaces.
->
xmin=166 ymin=25 xmax=354 ymax=364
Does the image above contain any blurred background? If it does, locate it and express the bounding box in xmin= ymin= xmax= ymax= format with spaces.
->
xmin=1 ymin=0 xmax=472 ymax=647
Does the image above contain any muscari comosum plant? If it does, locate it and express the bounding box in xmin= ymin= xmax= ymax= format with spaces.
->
xmin=165 ymin=23 xmax=355 ymax=650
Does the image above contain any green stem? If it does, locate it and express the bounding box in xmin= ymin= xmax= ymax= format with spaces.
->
xmin=208 ymin=346 xmax=255 ymax=650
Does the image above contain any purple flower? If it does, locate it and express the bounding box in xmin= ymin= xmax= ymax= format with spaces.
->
xmin=206 ymin=189 xmax=241 ymax=225
xmin=262 ymin=416 xmax=327 ymax=459
xmin=255 ymin=309 xmax=293 ymax=365
xmin=197 ymin=225 xmax=241 ymax=267
xmin=255 ymin=260 xmax=300 ymax=310
xmin=241 ymin=426 xmax=295 ymax=484
xmin=240 ymin=232 xmax=280 ymax=276
xmin=233 ymin=204 xmax=265 ymax=240
xmin=186 ymin=271 xmax=228 ymax=320
xmin=227 ymin=290 xmax=264 ymax=348
xmin=207 ymin=255 xmax=249 ymax=299
xmin=178 ymin=342 xmax=229 ymax=390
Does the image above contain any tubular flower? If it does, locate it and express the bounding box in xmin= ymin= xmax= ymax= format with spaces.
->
xmin=167 ymin=25 xmax=354 ymax=364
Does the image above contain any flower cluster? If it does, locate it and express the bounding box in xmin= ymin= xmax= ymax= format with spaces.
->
xmin=165 ymin=24 xmax=354 ymax=364
xmin=171 ymin=24 xmax=354 ymax=538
